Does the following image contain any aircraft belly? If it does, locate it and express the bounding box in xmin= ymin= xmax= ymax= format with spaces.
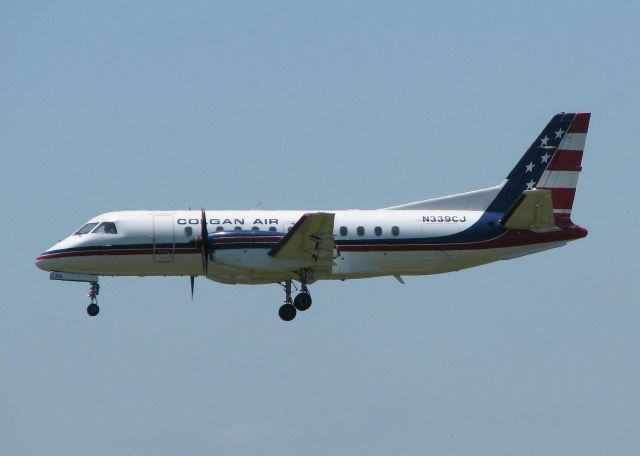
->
xmin=205 ymin=242 xmax=565 ymax=282
xmin=329 ymin=241 xmax=567 ymax=280
xmin=333 ymin=251 xmax=430 ymax=276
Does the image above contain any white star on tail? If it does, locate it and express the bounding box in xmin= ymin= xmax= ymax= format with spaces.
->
xmin=554 ymin=128 xmax=565 ymax=139
xmin=540 ymin=135 xmax=550 ymax=146
xmin=526 ymin=180 xmax=536 ymax=190
xmin=541 ymin=152 xmax=551 ymax=163
xmin=525 ymin=162 xmax=535 ymax=172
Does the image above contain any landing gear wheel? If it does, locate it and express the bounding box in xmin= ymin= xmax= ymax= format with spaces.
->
xmin=87 ymin=303 xmax=100 ymax=317
xmin=293 ymin=292 xmax=312 ymax=311
xmin=278 ymin=303 xmax=297 ymax=321
xmin=86 ymin=282 xmax=100 ymax=317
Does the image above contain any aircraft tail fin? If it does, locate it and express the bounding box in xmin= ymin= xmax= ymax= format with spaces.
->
xmin=488 ymin=112 xmax=590 ymax=227
xmin=535 ymin=113 xmax=590 ymax=226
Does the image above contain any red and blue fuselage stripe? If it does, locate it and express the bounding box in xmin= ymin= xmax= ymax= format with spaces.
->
xmin=37 ymin=222 xmax=587 ymax=260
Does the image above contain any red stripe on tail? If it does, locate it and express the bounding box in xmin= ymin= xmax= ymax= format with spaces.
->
xmin=543 ymin=187 xmax=577 ymax=209
xmin=548 ymin=150 xmax=583 ymax=171
xmin=568 ymin=113 xmax=591 ymax=133
xmin=548 ymin=113 xmax=589 ymax=227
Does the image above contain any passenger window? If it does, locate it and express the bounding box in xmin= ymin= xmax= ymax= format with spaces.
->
xmin=74 ymin=223 xmax=98 ymax=235
xmin=268 ymin=226 xmax=277 ymax=232
xmin=391 ymin=226 xmax=400 ymax=236
xmin=339 ymin=226 xmax=348 ymax=236
xmin=215 ymin=226 xmax=224 ymax=232
xmin=234 ymin=226 xmax=242 ymax=231
xmin=251 ymin=226 xmax=259 ymax=231
xmin=92 ymin=222 xmax=118 ymax=234
xmin=357 ymin=226 xmax=365 ymax=236
xmin=374 ymin=226 xmax=382 ymax=236
xmin=184 ymin=227 xmax=193 ymax=236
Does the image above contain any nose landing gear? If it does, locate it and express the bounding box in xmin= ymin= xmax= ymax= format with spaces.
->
xmin=48 ymin=272 xmax=102 ymax=317
xmin=87 ymin=282 xmax=100 ymax=316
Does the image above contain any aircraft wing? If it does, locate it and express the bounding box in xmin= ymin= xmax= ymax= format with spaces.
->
xmin=500 ymin=189 xmax=559 ymax=232
xmin=269 ymin=212 xmax=335 ymax=271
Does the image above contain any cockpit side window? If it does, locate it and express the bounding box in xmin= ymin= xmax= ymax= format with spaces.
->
xmin=92 ymin=222 xmax=118 ymax=234
xmin=74 ymin=223 xmax=98 ymax=235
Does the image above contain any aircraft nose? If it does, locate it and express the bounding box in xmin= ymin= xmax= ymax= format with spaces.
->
xmin=35 ymin=252 xmax=55 ymax=271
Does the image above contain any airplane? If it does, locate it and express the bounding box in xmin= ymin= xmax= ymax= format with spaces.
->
xmin=36 ymin=112 xmax=590 ymax=321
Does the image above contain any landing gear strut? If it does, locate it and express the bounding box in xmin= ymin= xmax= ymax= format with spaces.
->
xmin=278 ymin=270 xmax=313 ymax=321
xmin=87 ymin=282 xmax=100 ymax=316
xmin=278 ymin=280 xmax=296 ymax=321
xmin=293 ymin=269 xmax=312 ymax=312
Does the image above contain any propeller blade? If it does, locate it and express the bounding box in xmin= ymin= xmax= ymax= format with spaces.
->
xmin=190 ymin=276 xmax=195 ymax=299
xmin=200 ymin=208 xmax=209 ymax=275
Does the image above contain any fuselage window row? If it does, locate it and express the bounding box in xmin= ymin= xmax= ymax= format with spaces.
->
xmin=186 ymin=225 xmax=285 ymax=234
xmin=338 ymin=226 xmax=400 ymax=237
xmin=94 ymin=223 xmax=399 ymax=237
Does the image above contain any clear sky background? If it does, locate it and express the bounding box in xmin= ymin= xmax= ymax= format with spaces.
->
xmin=1 ymin=1 xmax=639 ymax=454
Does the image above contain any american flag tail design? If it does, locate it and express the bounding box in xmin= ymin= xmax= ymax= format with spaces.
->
xmin=488 ymin=112 xmax=590 ymax=229
xmin=535 ymin=113 xmax=590 ymax=227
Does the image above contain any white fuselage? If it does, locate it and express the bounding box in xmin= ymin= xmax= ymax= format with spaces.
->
xmin=36 ymin=209 xmax=571 ymax=285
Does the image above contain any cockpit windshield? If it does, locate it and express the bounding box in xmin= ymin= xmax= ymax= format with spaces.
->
xmin=92 ymin=222 xmax=118 ymax=234
xmin=74 ymin=223 xmax=98 ymax=235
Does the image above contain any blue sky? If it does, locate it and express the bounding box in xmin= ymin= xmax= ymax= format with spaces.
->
xmin=1 ymin=1 xmax=639 ymax=454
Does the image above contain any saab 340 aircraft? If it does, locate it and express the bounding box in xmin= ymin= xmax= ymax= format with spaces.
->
xmin=36 ymin=112 xmax=590 ymax=321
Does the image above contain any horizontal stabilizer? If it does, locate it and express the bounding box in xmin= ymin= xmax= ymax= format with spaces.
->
xmin=500 ymin=189 xmax=558 ymax=232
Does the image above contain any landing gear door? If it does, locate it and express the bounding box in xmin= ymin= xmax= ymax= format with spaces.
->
xmin=153 ymin=215 xmax=175 ymax=263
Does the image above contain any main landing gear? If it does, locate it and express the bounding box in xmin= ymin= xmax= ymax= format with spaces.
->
xmin=87 ymin=282 xmax=100 ymax=316
xmin=278 ymin=271 xmax=313 ymax=322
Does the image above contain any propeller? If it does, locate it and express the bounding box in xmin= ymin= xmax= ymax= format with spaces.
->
xmin=198 ymin=208 xmax=210 ymax=275
xmin=191 ymin=208 xmax=212 ymax=299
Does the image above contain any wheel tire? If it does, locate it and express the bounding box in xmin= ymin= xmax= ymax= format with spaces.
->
xmin=293 ymin=293 xmax=312 ymax=311
xmin=278 ymin=303 xmax=296 ymax=321
xmin=87 ymin=303 xmax=100 ymax=317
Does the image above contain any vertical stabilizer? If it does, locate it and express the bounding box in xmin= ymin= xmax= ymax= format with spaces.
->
xmin=487 ymin=113 xmax=590 ymax=227
xmin=536 ymin=113 xmax=590 ymax=226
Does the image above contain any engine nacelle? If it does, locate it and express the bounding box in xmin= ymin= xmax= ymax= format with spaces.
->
xmin=208 ymin=230 xmax=287 ymax=271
